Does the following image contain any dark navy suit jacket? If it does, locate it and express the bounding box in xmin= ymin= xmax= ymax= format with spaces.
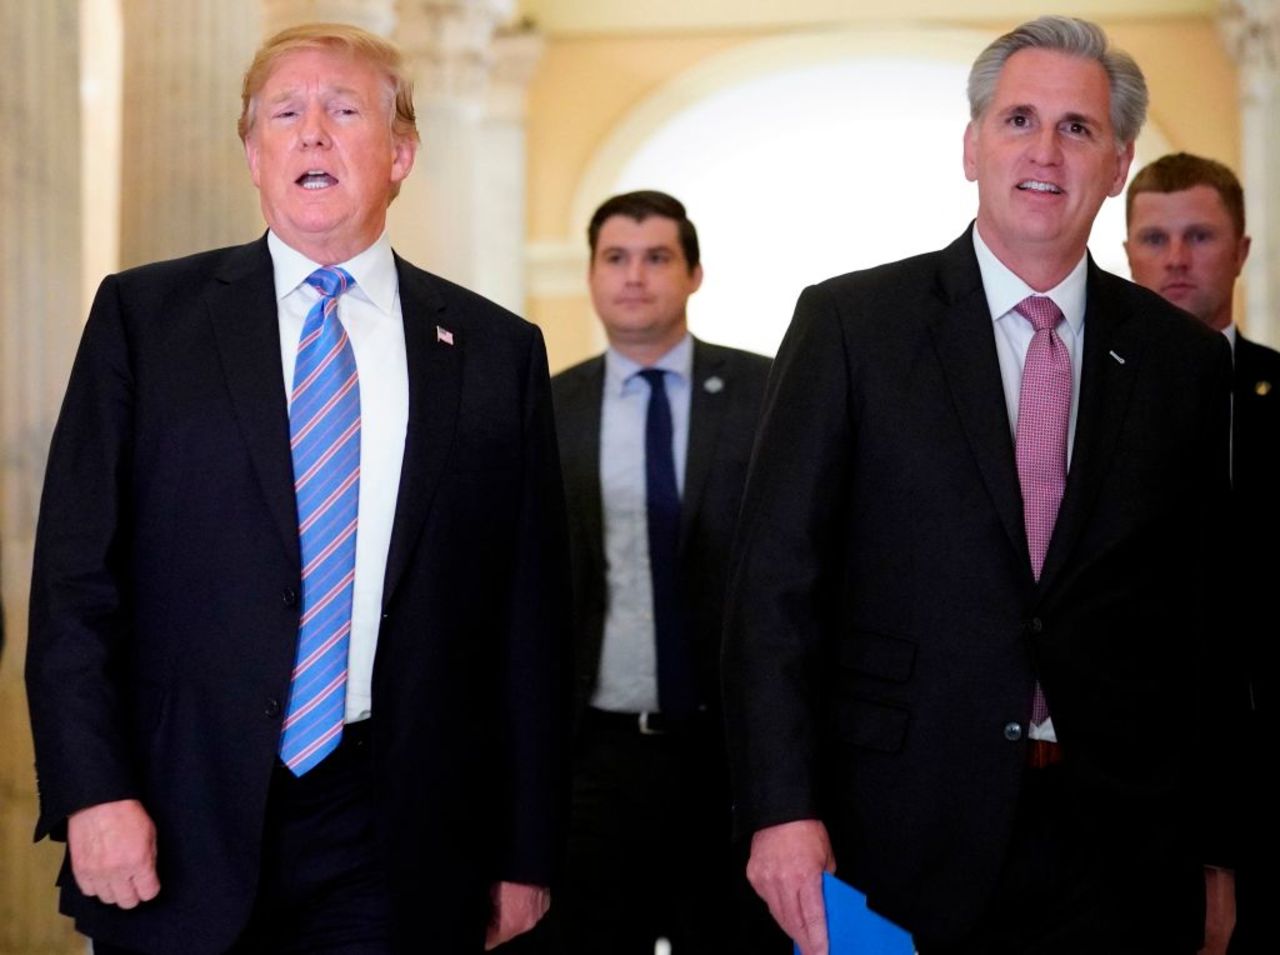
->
xmin=27 ymin=236 xmax=571 ymax=954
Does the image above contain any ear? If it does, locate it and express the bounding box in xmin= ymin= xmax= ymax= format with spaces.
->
xmin=390 ymin=135 xmax=417 ymax=185
xmin=689 ymin=263 xmax=704 ymax=294
xmin=1107 ymin=140 xmax=1135 ymax=198
xmin=1235 ymin=234 xmax=1252 ymax=276
xmin=245 ymin=135 xmax=262 ymax=189
xmin=962 ymin=122 xmax=979 ymax=183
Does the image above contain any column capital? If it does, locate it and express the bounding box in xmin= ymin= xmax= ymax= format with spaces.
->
xmin=261 ymin=0 xmax=397 ymax=39
xmin=1219 ymin=0 xmax=1280 ymax=75
xmin=397 ymin=0 xmax=515 ymax=104
xmin=489 ymin=26 xmax=544 ymax=122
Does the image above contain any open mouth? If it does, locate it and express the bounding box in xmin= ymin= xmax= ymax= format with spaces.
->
xmin=1017 ymin=180 xmax=1062 ymax=194
xmin=297 ymin=170 xmax=338 ymax=190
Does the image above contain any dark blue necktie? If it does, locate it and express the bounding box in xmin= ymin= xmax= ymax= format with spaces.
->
xmin=638 ymin=369 xmax=696 ymax=717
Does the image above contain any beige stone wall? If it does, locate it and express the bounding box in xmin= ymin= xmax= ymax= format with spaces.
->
xmin=1 ymin=1 xmax=91 ymax=950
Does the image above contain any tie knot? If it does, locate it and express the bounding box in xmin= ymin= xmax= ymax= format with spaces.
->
xmin=307 ymin=266 xmax=355 ymax=300
xmin=637 ymin=368 xmax=668 ymax=392
xmin=1014 ymin=295 xmax=1063 ymax=332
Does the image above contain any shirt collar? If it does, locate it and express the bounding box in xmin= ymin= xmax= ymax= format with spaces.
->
xmin=1222 ymin=323 xmax=1237 ymax=353
xmin=604 ymin=332 xmax=694 ymax=396
xmin=267 ymin=229 xmax=398 ymax=316
xmin=972 ymin=225 xmax=1087 ymax=336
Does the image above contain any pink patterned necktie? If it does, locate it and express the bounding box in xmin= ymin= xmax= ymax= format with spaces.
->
xmin=1014 ymin=294 xmax=1069 ymax=727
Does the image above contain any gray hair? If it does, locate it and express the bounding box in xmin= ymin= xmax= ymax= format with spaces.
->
xmin=967 ymin=15 xmax=1148 ymax=146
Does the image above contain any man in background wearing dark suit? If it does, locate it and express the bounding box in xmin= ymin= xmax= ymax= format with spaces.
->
xmin=724 ymin=16 xmax=1236 ymax=955
xmin=552 ymin=191 xmax=780 ymax=954
xmin=1125 ymin=152 xmax=1273 ymax=955
xmin=26 ymin=23 xmax=568 ymax=954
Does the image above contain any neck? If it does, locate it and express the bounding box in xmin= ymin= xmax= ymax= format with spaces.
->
xmin=273 ymin=224 xmax=383 ymax=268
xmin=976 ymin=222 xmax=1084 ymax=293
xmin=607 ymin=327 xmax=688 ymax=368
xmin=1205 ymin=309 xmax=1233 ymax=333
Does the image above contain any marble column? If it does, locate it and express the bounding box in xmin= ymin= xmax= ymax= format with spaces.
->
xmin=473 ymin=28 xmax=544 ymax=313
xmin=262 ymin=0 xmax=397 ymax=38
xmin=1220 ymin=0 xmax=1280 ymax=347
xmin=118 ymin=0 xmax=264 ymax=270
xmin=391 ymin=1 xmax=540 ymax=313
xmin=0 ymin=2 xmax=89 ymax=951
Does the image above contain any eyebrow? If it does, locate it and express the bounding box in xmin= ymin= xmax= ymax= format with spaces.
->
xmin=1059 ymin=110 xmax=1100 ymax=127
xmin=1000 ymin=104 xmax=1102 ymax=127
xmin=263 ymin=84 xmax=367 ymax=106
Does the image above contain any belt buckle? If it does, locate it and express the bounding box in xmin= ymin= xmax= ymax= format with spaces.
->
xmin=638 ymin=712 xmax=662 ymax=736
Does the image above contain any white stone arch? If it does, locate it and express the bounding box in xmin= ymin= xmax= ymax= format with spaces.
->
xmin=532 ymin=26 xmax=1172 ymax=356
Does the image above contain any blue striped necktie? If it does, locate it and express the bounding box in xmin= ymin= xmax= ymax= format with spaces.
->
xmin=280 ymin=266 xmax=360 ymax=776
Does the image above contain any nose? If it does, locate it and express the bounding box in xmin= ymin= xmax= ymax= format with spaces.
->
xmin=1164 ymin=237 xmax=1190 ymax=270
xmin=299 ymin=107 xmax=330 ymax=149
xmin=1027 ymin=125 xmax=1062 ymax=166
xmin=625 ymin=257 xmax=644 ymax=284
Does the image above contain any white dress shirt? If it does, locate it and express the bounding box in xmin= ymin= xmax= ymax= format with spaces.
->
xmin=973 ymin=226 xmax=1089 ymax=742
xmin=592 ymin=334 xmax=694 ymax=713
xmin=269 ymin=230 xmax=408 ymax=723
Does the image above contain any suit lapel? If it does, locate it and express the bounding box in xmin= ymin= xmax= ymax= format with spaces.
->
xmin=1036 ymin=263 xmax=1138 ymax=590
xmin=926 ymin=231 xmax=1030 ymax=569
xmin=206 ymin=236 xmax=301 ymax=566
xmin=560 ymin=358 xmax=606 ymax=571
xmin=381 ymin=255 xmax=463 ymax=606
xmin=679 ymin=339 xmax=728 ymax=552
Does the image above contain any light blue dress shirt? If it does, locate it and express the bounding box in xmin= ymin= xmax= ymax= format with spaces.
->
xmin=592 ymin=334 xmax=693 ymax=713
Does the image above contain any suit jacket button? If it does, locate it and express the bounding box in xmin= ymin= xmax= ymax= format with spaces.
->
xmin=1003 ymin=721 xmax=1023 ymax=742
xmin=1028 ymin=617 xmax=1044 ymax=634
xmin=282 ymin=588 xmax=298 ymax=608
xmin=265 ymin=697 xmax=281 ymax=719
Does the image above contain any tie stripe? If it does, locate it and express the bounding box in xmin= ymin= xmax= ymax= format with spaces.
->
xmin=294 ymin=334 xmax=355 ymax=400
xmin=298 ymin=471 xmax=360 ymax=535
xmin=295 ymin=421 xmax=361 ymax=490
xmin=291 ymin=371 xmax=359 ymax=447
xmin=280 ymin=266 xmax=360 ymax=776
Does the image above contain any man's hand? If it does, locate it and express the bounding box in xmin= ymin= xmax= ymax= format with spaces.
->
xmin=1200 ymin=866 xmax=1236 ymax=955
xmin=747 ymin=819 xmax=836 ymax=955
xmin=67 ymin=799 xmax=160 ymax=909
xmin=484 ymin=880 xmax=550 ymax=950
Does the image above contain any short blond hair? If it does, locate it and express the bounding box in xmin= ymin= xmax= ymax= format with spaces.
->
xmin=238 ymin=22 xmax=419 ymax=145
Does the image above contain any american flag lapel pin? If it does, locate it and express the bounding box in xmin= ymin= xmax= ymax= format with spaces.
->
xmin=436 ymin=325 xmax=455 ymax=346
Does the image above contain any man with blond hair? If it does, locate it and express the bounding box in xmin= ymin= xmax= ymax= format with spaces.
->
xmin=27 ymin=23 xmax=569 ymax=954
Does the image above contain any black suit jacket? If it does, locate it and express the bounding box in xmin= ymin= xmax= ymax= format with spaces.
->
xmin=552 ymin=338 xmax=770 ymax=723
xmin=1227 ymin=333 xmax=1280 ymax=953
xmin=722 ymin=228 xmax=1233 ymax=945
xmin=26 ymin=236 xmax=571 ymax=955
xmin=1232 ymin=333 xmax=1280 ymax=714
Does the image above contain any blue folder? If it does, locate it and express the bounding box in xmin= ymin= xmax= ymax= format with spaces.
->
xmin=793 ymin=873 xmax=915 ymax=955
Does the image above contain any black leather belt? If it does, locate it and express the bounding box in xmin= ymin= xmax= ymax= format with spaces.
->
xmin=586 ymin=707 xmax=695 ymax=736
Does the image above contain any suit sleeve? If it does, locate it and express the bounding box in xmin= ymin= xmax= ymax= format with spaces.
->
xmin=1193 ymin=333 xmax=1248 ymax=868
xmin=722 ymin=282 xmax=854 ymax=836
xmin=26 ymin=274 xmax=141 ymax=841
xmin=495 ymin=325 xmax=573 ymax=884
